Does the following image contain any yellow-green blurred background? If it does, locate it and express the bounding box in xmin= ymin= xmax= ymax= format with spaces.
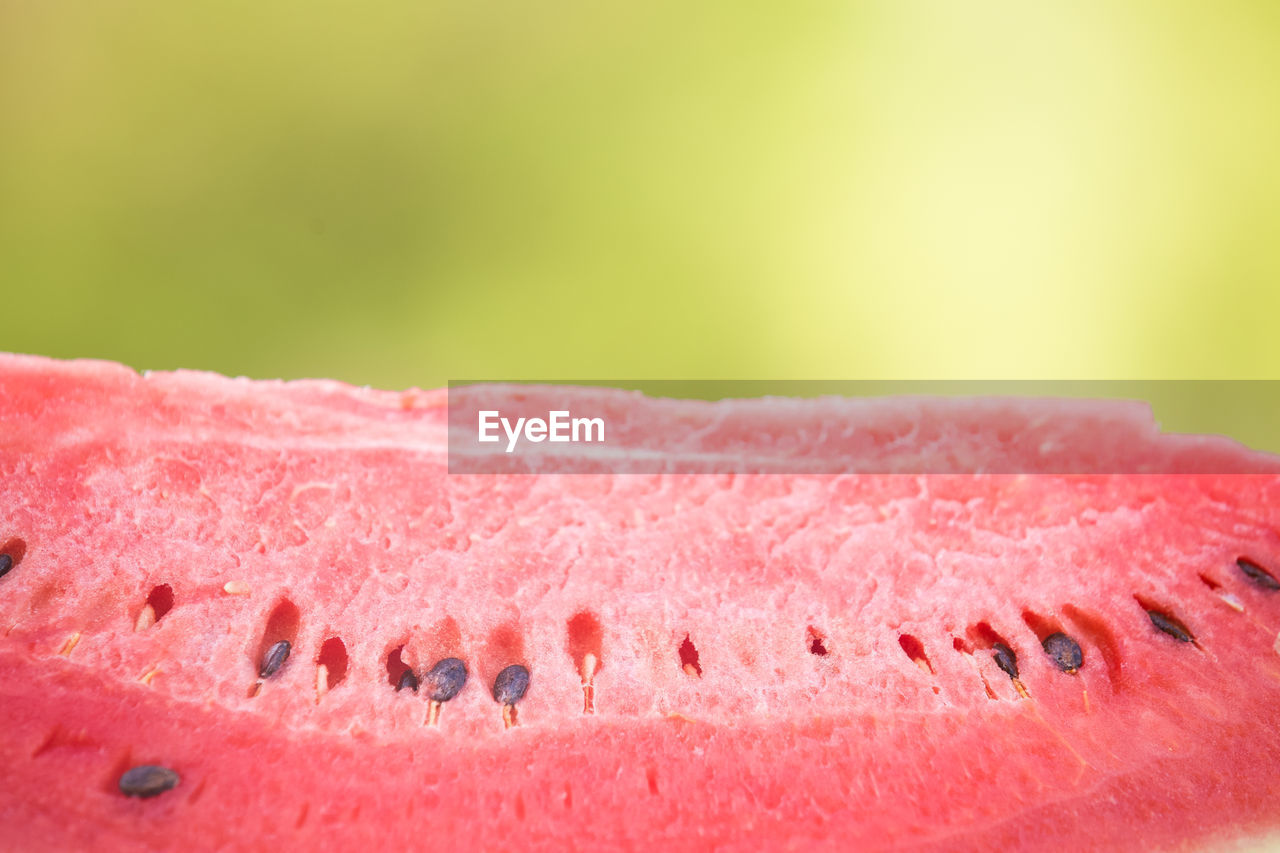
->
xmin=2 ymin=2 xmax=1278 ymax=391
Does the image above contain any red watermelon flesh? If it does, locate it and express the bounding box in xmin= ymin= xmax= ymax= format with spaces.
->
xmin=1 ymin=355 xmax=1280 ymax=851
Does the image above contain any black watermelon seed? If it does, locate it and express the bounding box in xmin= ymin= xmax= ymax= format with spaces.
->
xmin=396 ymin=668 xmax=420 ymax=692
xmin=1236 ymin=558 xmax=1280 ymax=591
xmin=1042 ymin=632 xmax=1083 ymax=673
xmin=493 ymin=664 xmax=530 ymax=705
xmin=1147 ymin=610 xmax=1194 ymax=643
xmin=259 ymin=640 xmax=291 ymax=679
xmin=425 ymin=658 xmax=467 ymax=702
xmin=0 ymin=554 xmax=11 ymax=579
xmin=119 ymin=765 xmax=180 ymax=799
xmin=991 ymin=643 xmax=1019 ymax=680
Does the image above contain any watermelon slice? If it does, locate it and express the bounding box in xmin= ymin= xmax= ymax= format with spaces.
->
xmin=2 ymin=354 xmax=1279 ymax=851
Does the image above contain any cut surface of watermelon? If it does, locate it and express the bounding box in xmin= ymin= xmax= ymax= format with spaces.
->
xmin=1 ymin=354 xmax=1279 ymax=851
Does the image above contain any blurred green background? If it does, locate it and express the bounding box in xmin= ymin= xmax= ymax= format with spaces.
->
xmin=2 ymin=1 xmax=1278 ymax=394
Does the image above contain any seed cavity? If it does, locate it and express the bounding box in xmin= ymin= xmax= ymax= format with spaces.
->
xmin=806 ymin=626 xmax=829 ymax=656
xmin=898 ymin=634 xmax=940 ymax=694
xmin=678 ymin=635 xmax=702 ymax=677
xmin=960 ymin=623 xmax=1026 ymax=698
xmin=259 ymin=640 xmax=291 ymax=679
xmin=315 ymin=637 xmax=348 ymax=700
xmin=567 ymin=611 xmax=604 ymax=713
xmin=1061 ymin=604 xmax=1123 ymax=686
xmin=968 ymin=621 xmax=1010 ymax=650
xmin=386 ymin=644 xmax=412 ymax=689
xmin=494 ymin=663 xmax=530 ymax=729
xmin=897 ymin=634 xmax=934 ymax=675
xmin=1236 ymin=558 xmax=1279 ymax=591
xmin=1042 ymin=632 xmax=1083 ymax=674
xmin=251 ymin=599 xmax=300 ymax=694
xmin=952 ymin=638 xmax=997 ymax=699
xmin=1199 ymin=572 xmax=1245 ymax=611
xmin=119 ymin=764 xmax=180 ymax=799
xmin=135 ymin=584 xmax=174 ymax=631
xmin=1021 ymin=610 xmax=1058 ymax=641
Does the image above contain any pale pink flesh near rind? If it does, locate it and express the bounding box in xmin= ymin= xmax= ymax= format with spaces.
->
xmin=0 ymin=354 xmax=1278 ymax=851
xmin=446 ymin=384 xmax=1280 ymax=475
